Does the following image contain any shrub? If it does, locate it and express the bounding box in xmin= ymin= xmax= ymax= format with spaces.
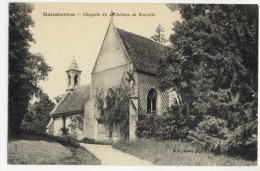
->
xmin=69 ymin=114 xmax=84 ymax=140
xmin=95 ymin=84 xmax=130 ymax=140
xmin=188 ymin=116 xmax=257 ymax=161
xmin=60 ymin=127 xmax=69 ymax=137
xmin=51 ymin=135 xmax=80 ymax=148
xmin=136 ymin=111 xmax=195 ymax=140
xmin=188 ymin=115 xmax=234 ymax=154
xmin=228 ymin=120 xmax=257 ymax=160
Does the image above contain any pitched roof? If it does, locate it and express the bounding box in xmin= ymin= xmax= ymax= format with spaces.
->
xmin=51 ymin=85 xmax=90 ymax=116
xmin=116 ymin=28 xmax=166 ymax=74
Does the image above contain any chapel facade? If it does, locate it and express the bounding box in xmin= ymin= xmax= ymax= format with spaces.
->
xmin=46 ymin=21 xmax=178 ymax=141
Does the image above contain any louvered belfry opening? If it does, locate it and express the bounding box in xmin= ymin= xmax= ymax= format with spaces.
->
xmin=74 ymin=74 xmax=78 ymax=86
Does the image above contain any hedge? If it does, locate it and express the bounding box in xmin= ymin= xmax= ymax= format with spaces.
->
xmin=136 ymin=114 xmax=195 ymax=140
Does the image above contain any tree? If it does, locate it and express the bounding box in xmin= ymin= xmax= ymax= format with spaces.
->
xmin=22 ymin=93 xmax=55 ymax=132
xmin=21 ymin=104 xmax=34 ymax=130
xmin=151 ymin=24 xmax=168 ymax=43
xmin=158 ymin=4 xmax=258 ymax=159
xmin=9 ymin=3 xmax=52 ymax=135
xmin=158 ymin=4 xmax=258 ymax=127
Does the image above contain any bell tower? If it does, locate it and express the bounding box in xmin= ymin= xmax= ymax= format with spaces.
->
xmin=66 ymin=57 xmax=81 ymax=91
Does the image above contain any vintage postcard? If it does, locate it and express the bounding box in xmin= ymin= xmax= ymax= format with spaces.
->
xmin=4 ymin=1 xmax=259 ymax=169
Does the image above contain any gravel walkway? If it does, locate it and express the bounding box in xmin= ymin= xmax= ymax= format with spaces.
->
xmin=80 ymin=143 xmax=153 ymax=165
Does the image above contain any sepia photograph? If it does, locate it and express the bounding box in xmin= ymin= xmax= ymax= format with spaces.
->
xmin=3 ymin=1 xmax=259 ymax=167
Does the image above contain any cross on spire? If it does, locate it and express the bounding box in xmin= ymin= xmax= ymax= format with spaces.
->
xmin=110 ymin=11 xmax=115 ymax=22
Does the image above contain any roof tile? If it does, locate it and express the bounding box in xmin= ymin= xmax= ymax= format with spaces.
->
xmin=116 ymin=28 xmax=166 ymax=74
xmin=51 ymin=85 xmax=90 ymax=115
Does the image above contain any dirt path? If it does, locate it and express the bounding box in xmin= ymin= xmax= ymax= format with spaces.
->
xmin=80 ymin=143 xmax=153 ymax=165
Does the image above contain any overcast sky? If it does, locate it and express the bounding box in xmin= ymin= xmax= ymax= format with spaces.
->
xmin=29 ymin=3 xmax=181 ymax=101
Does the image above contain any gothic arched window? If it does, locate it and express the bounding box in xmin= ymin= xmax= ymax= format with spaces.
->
xmin=74 ymin=75 xmax=78 ymax=86
xmin=147 ymin=88 xmax=158 ymax=114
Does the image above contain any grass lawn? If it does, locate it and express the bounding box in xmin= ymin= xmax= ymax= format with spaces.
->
xmin=112 ymin=139 xmax=257 ymax=166
xmin=8 ymin=135 xmax=100 ymax=164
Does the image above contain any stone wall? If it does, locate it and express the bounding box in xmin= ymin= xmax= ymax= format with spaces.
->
xmin=53 ymin=117 xmax=63 ymax=136
xmin=84 ymin=98 xmax=94 ymax=139
xmin=52 ymin=114 xmax=83 ymax=139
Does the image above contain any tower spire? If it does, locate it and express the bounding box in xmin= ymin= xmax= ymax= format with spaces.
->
xmin=66 ymin=56 xmax=82 ymax=91
xmin=67 ymin=56 xmax=80 ymax=71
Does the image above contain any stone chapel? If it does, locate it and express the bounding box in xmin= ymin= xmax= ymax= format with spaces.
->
xmin=46 ymin=21 xmax=179 ymax=141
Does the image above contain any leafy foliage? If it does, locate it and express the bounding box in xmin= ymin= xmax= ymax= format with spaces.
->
xmin=54 ymin=94 xmax=63 ymax=103
xmin=95 ymin=84 xmax=130 ymax=140
xmin=60 ymin=127 xmax=69 ymax=137
xmin=151 ymin=24 xmax=168 ymax=43
xmin=158 ymin=5 xmax=257 ymax=117
xmin=136 ymin=106 xmax=195 ymax=140
xmin=229 ymin=120 xmax=257 ymax=160
xmin=69 ymin=114 xmax=84 ymax=139
xmin=188 ymin=116 xmax=257 ymax=160
xmin=9 ymin=3 xmax=52 ymax=135
xmin=157 ymin=4 xmax=257 ymax=160
xmin=22 ymin=93 xmax=54 ymax=132
xmin=159 ymin=5 xmax=258 ymax=117
xmin=188 ymin=116 xmax=234 ymax=154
